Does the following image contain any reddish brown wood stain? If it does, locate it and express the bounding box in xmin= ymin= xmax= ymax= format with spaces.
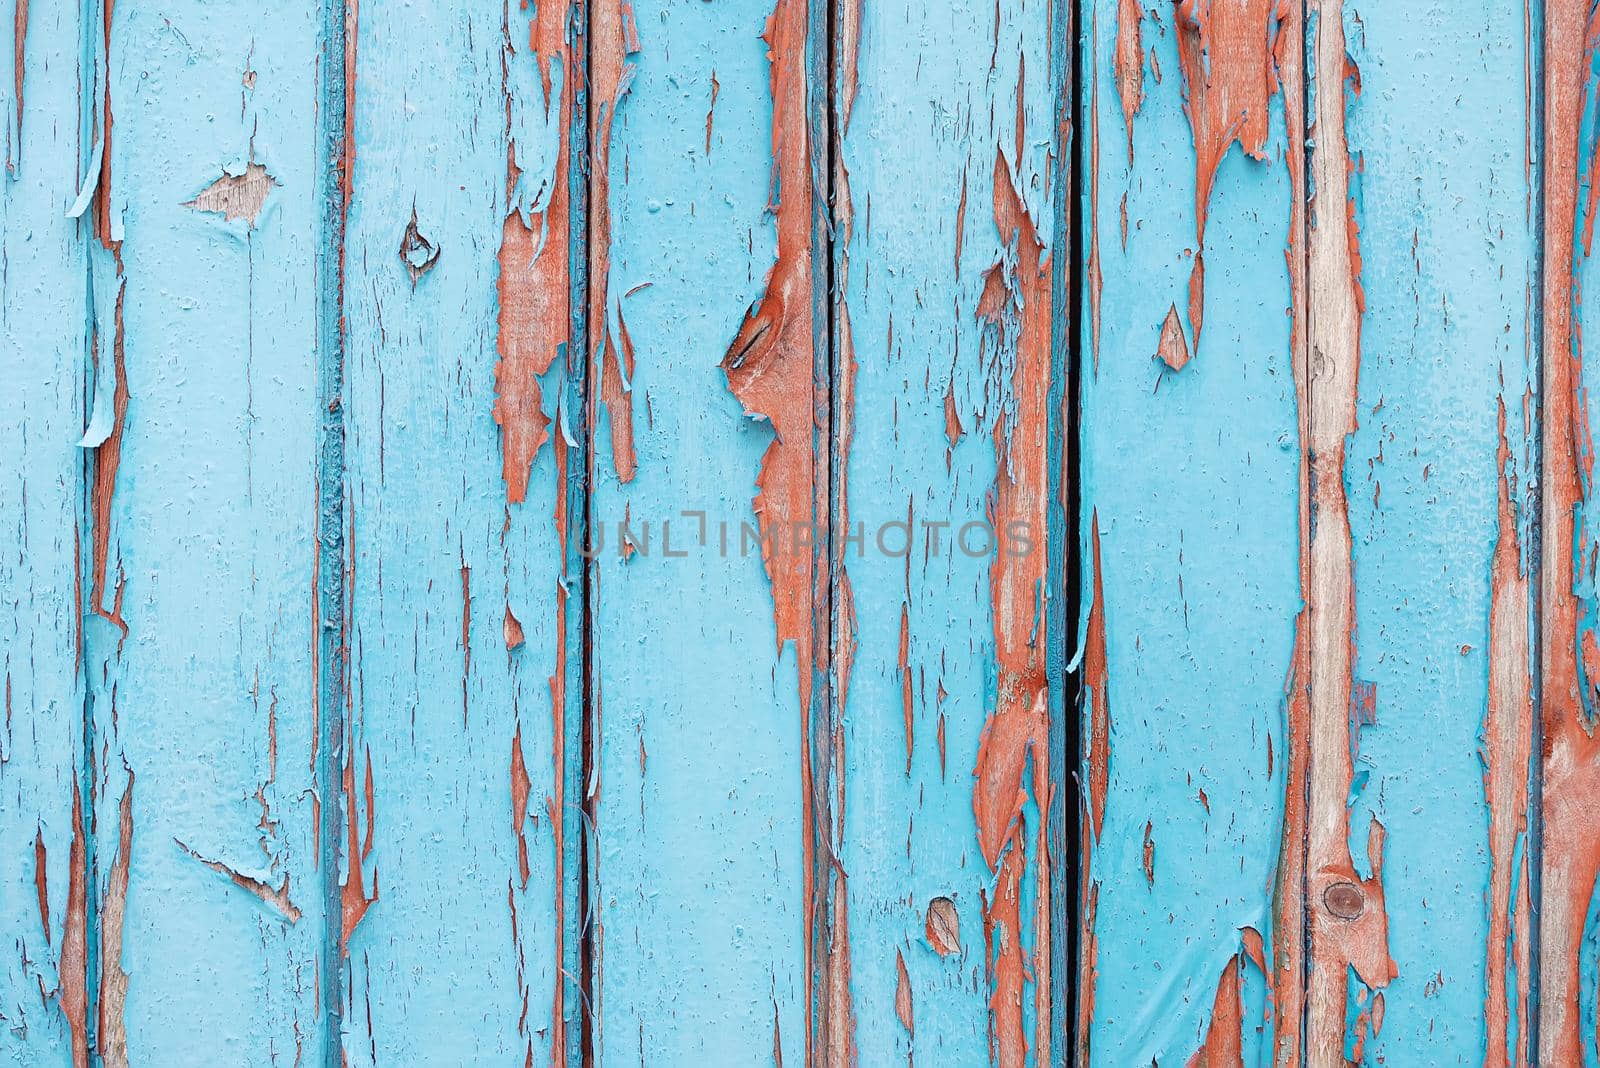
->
xmin=10 ymin=0 xmax=24 ymax=172
xmin=88 ymin=283 xmax=129 ymax=635
xmin=97 ymin=777 xmax=134 ymax=1068
xmin=1268 ymin=2 xmax=1309 ymax=1061
xmin=590 ymin=0 xmax=641 ymax=485
xmin=1076 ymin=513 xmax=1108 ymax=1064
xmin=1542 ymin=2 xmax=1600 ymax=1062
xmin=60 ymin=779 xmax=88 ymax=1068
xmin=1187 ymin=954 xmax=1242 ymax=1068
xmin=1172 ymin=0 xmax=1272 ymax=350
xmin=970 ymin=147 xmax=1052 ymax=1068
xmin=491 ymin=0 xmax=574 ymax=506
xmin=1113 ymin=0 xmax=1141 ymax=162
xmin=339 ymin=747 xmax=376 ymax=954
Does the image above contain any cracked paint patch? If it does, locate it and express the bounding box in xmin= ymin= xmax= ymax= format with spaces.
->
xmin=175 ymin=839 xmax=301 ymax=922
xmin=183 ymin=162 xmax=278 ymax=225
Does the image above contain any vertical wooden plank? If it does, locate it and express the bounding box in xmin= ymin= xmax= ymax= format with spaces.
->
xmin=0 ymin=0 xmax=87 ymax=1063
xmin=337 ymin=0 xmax=583 ymax=1061
xmin=1077 ymin=1 xmax=1305 ymax=1062
xmin=66 ymin=0 xmax=329 ymax=1064
xmin=1302 ymin=2 xmax=1537 ymax=1063
xmin=1542 ymin=1 xmax=1600 ymax=1063
xmin=586 ymin=0 xmax=818 ymax=1060
xmin=834 ymin=0 xmax=1066 ymax=1063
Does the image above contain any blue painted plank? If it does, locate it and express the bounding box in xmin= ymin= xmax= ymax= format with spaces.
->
xmin=835 ymin=0 xmax=1066 ymax=1062
xmin=1312 ymin=2 xmax=1536 ymax=1063
xmin=337 ymin=0 xmax=581 ymax=1062
xmin=73 ymin=2 xmax=329 ymax=1063
xmin=1077 ymin=2 xmax=1303 ymax=1062
xmin=586 ymin=0 xmax=815 ymax=1060
xmin=0 ymin=0 xmax=88 ymax=1062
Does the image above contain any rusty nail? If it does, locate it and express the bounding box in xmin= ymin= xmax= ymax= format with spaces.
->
xmin=1323 ymin=880 xmax=1365 ymax=920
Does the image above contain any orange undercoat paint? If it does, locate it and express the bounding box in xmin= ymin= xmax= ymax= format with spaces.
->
xmin=32 ymin=828 xmax=48 ymax=942
xmin=981 ymin=831 xmax=1029 ymax=1068
xmin=88 ymin=282 xmax=128 ymax=636
xmin=894 ymin=948 xmax=913 ymax=1042
xmin=492 ymin=0 xmax=575 ymax=505
xmin=1541 ymin=2 xmax=1600 ymax=1062
xmin=492 ymin=210 xmax=560 ymax=505
xmin=339 ymin=747 xmax=376 ymax=955
xmin=10 ymin=0 xmax=24 ymax=172
xmin=1113 ymin=0 xmax=1141 ymax=163
xmin=1077 ymin=512 xmax=1108 ymax=1062
xmin=1186 ymin=954 xmax=1242 ymax=1068
xmin=1083 ymin=514 xmax=1109 ymax=845
xmin=970 ymin=147 xmax=1051 ymax=1068
xmin=91 ymin=0 xmax=115 ymax=251
xmin=590 ymin=0 xmax=640 ymax=485
xmin=511 ymin=725 xmax=533 ymax=889
xmin=1172 ymin=0 xmax=1273 ymax=350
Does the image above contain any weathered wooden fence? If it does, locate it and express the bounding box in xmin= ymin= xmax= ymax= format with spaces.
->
xmin=0 ymin=0 xmax=1590 ymax=1064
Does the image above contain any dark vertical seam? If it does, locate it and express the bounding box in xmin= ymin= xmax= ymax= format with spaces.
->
xmin=1057 ymin=0 xmax=1083 ymax=1062
xmin=315 ymin=0 xmax=350 ymax=1061
xmin=78 ymin=0 xmax=107 ymax=1054
xmin=574 ymin=0 xmax=597 ymax=1060
xmin=817 ymin=0 xmax=840 ymax=1050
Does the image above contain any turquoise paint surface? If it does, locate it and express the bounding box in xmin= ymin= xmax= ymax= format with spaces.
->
xmin=589 ymin=1 xmax=805 ymax=1061
xmin=1340 ymin=2 xmax=1536 ymax=1063
xmin=80 ymin=2 xmax=328 ymax=1063
xmin=0 ymin=0 xmax=87 ymax=1062
xmin=838 ymin=0 xmax=1060 ymax=1060
xmin=339 ymin=0 xmax=572 ymax=1062
xmin=0 ymin=1 xmax=1563 ymax=1064
xmin=1079 ymin=2 xmax=1301 ymax=1062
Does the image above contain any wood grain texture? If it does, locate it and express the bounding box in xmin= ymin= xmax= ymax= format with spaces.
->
xmin=1543 ymin=0 xmax=1600 ymax=1062
xmin=0 ymin=2 xmax=1587 ymax=1064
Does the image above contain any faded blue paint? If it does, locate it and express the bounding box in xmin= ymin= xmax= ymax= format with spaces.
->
xmin=337 ymin=0 xmax=573 ymax=1063
xmin=1340 ymin=2 xmax=1536 ymax=1063
xmin=0 ymin=0 xmax=87 ymax=1062
xmin=838 ymin=0 xmax=1059 ymax=1060
xmin=1078 ymin=2 xmax=1301 ymax=1062
xmin=588 ymin=1 xmax=805 ymax=1062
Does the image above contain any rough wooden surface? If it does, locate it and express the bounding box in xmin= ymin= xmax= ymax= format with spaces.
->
xmin=0 ymin=2 xmax=1581 ymax=1066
